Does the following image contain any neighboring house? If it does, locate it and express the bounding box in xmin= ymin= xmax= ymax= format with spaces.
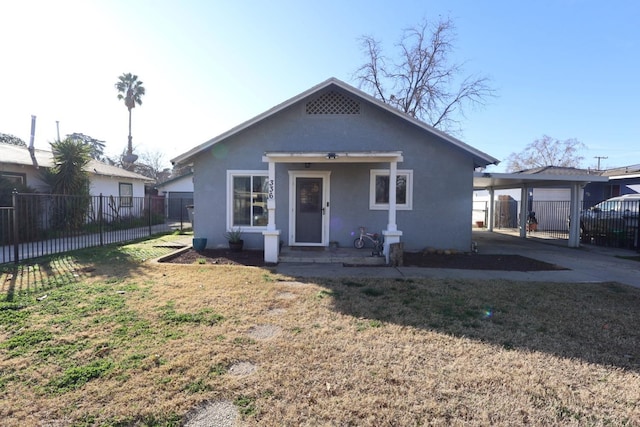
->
xmin=0 ymin=142 xmax=152 ymax=199
xmin=155 ymin=172 xmax=194 ymax=220
xmin=584 ymin=164 xmax=640 ymax=207
xmin=171 ymin=78 xmax=499 ymax=263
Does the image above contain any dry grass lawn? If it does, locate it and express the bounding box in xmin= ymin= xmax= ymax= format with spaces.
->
xmin=0 ymin=235 xmax=639 ymax=426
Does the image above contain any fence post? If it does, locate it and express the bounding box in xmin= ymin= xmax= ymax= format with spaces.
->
xmin=180 ymin=198 xmax=184 ymax=231
xmin=99 ymin=194 xmax=104 ymax=246
xmin=12 ymin=191 xmax=19 ymax=264
xmin=148 ymin=195 xmax=152 ymax=236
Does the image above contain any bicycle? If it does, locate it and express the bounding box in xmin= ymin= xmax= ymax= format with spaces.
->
xmin=353 ymin=226 xmax=384 ymax=256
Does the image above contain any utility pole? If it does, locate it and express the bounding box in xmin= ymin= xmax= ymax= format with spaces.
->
xmin=594 ymin=156 xmax=608 ymax=171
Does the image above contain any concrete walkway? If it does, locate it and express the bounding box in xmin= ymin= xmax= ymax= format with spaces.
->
xmin=275 ymin=230 xmax=640 ymax=288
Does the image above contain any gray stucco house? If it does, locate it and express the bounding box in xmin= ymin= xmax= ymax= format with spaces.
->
xmin=172 ymin=78 xmax=499 ymax=263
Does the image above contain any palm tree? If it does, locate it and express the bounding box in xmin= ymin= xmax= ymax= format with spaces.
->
xmin=115 ymin=73 xmax=145 ymax=164
xmin=46 ymin=137 xmax=91 ymax=230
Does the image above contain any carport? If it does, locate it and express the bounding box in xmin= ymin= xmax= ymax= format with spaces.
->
xmin=473 ymin=171 xmax=609 ymax=248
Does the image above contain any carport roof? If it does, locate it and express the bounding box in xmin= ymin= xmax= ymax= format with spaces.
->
xmin=473 ymin=171 xmax=608 ymax=190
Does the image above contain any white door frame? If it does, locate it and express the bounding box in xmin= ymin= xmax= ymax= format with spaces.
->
xmin=288 ymin=170 xmax=331 ymax=246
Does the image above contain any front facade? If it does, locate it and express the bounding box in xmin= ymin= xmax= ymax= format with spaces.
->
xmin=173 ymin=78 xmax=498 ymax=262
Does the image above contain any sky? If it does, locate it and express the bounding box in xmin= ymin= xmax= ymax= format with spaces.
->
xmin=1 ymin=0 xmax=639 ymax=172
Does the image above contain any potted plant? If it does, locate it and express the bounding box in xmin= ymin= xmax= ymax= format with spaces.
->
xmin=224 ymin=227 xmax=244 ymax=251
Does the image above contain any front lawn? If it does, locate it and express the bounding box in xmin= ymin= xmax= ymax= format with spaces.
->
xmin=0 ymin=236 xmax=639 ymax=426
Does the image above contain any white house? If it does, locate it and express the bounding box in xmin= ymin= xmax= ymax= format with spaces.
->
xmin=0 ymin=142 xmax=152 ymax=198
xmin=155 ymin=172 xmax=194 ymax=220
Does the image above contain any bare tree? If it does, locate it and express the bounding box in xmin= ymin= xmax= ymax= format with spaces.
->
xmin=505 ymin=135 xmax=586 ymax=172
xmin=108 ymin=149 xmax=167 ymax=183
xmin=137 ymin=150 xmax=167 ymax=182
xmin=354 ymin=17 xmax=494 ymax=132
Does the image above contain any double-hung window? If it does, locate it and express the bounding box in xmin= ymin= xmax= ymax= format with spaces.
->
xmin=369 ymin=169 xmax=413 ymax=210
xmin=119 ymin=183 xmax=133 ymax=207
xmin=228 ymin=171 xmax=269 ymax=228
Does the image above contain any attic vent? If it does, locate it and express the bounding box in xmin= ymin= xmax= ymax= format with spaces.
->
xmin=306 ymin=91 xmax=361 ymax=115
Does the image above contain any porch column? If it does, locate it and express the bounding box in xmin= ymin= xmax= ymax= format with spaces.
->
xmin=487 ymin=187 xmax=495 ymax=231
xmin=519 ymin=187 xmax=528 ymax=238
xmin=568 ymin=183 xmax=581 ymax=248
xmin=263 ymin=159 xmax=280 ymax=263
xmin=383 ymin=160 xmax=402 ymax=263
xmin=387 ymin=160 xmax=398 ymax=232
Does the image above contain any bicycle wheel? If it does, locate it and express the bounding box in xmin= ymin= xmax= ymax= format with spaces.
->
xmin=353 ymin=238 xmax=365 ymax=249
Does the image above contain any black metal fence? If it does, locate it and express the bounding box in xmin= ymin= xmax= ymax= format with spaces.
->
xmin=493 ymin=199 xmax=639 ymax=250
xmin=0 ymin=193 xmax=194 ymax=264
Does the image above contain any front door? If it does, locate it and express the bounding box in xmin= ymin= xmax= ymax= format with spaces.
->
xmin=290 ymin=171 xmax=330 ymax=246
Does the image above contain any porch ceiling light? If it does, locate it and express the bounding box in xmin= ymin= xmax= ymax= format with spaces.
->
xmin=326 ymin=152 xmax=338 ymax=159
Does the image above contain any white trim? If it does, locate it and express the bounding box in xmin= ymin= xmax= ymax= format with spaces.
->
xmin=263 ymin=151 xmax=403 ymax=163
xmin=369 ymin=169 xmax=413 ymax=210
xmin=288 ymin=170 xmax=331 ymax=246
xmin=226 ymin=170 xmax=269 ymax=233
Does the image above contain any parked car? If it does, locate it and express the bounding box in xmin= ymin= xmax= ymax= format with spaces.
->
xmin=576 ymin=194 xmax=640 ymax=246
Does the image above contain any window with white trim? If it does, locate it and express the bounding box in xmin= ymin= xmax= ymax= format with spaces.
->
xmin=227 ymin=171 xmax=269 ymax=228
xmin=369 ymin=169 xmax=413 ymax=210
xmin=0 ymin=172 xmax=26 ymax=185
xmin=119 ymin=183 xmax=133 ymax=207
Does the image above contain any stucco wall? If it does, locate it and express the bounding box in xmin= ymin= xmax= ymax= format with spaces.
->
xmin=0 ymin=164 xmax=49 ymax=192
xmin=192 ymin=89 xmax=475 ymax=252
xmin=156 ymin=175 xmax=194 ymax=195
xmin=89 ymin=175 xmax=146 ymax=197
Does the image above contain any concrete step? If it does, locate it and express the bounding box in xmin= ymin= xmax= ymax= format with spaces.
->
xmin=278 ymin=246 xmax=386 ymax=265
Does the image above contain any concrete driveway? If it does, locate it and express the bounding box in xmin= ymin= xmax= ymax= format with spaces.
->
xmin=275 ymin=230 xmax=640 ymax=288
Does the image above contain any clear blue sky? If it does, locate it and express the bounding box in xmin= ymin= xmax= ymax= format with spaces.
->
xmin=1 ymin=0 xmax=638 ymax=172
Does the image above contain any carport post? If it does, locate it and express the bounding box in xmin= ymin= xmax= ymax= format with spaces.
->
xmin=519 ymin=187 xmax=528 ymax=238
xmin=568 ymin=183 xmax=581 ymax=248
xmin=487 ymin=188 xmax=495 ymax=231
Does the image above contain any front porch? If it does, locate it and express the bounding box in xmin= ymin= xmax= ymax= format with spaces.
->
xmin=262 ymin=151 xmax=405 ymax=264
xmin=278 ymin=246 xmax=387 ymax=265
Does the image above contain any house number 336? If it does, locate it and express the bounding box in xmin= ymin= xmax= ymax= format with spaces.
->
xmin=268 ymin=180 xmax=275 ymax=199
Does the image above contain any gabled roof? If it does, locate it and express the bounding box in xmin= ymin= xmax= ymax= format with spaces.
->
xmin=155 ymin=172 xmax=193 ymax=188
xmin=88 ymin=160 xmax=154 ymax=182
xmin=0 ymin=143 xmax=152 ymax=182
xmin=0 ymin=143 xmax=54 ymax=168
xmin=171 ymin=77 xmax=499 ymax=168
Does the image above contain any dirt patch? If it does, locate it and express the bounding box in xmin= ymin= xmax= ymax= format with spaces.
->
xmin=228 ymin=361 xmax=257 ymax=376
xmin=164 ymin=248 xmax=266 ymax=266
xmin=403 ymin=252 xmax=568 ymax=271
xmin=247 ymin=324 xmax=281 ymax=340
xmin=164 ymin=249 xmax=567 ymax=271
xmin=184 ymin=400 xmax=238 ymax=427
